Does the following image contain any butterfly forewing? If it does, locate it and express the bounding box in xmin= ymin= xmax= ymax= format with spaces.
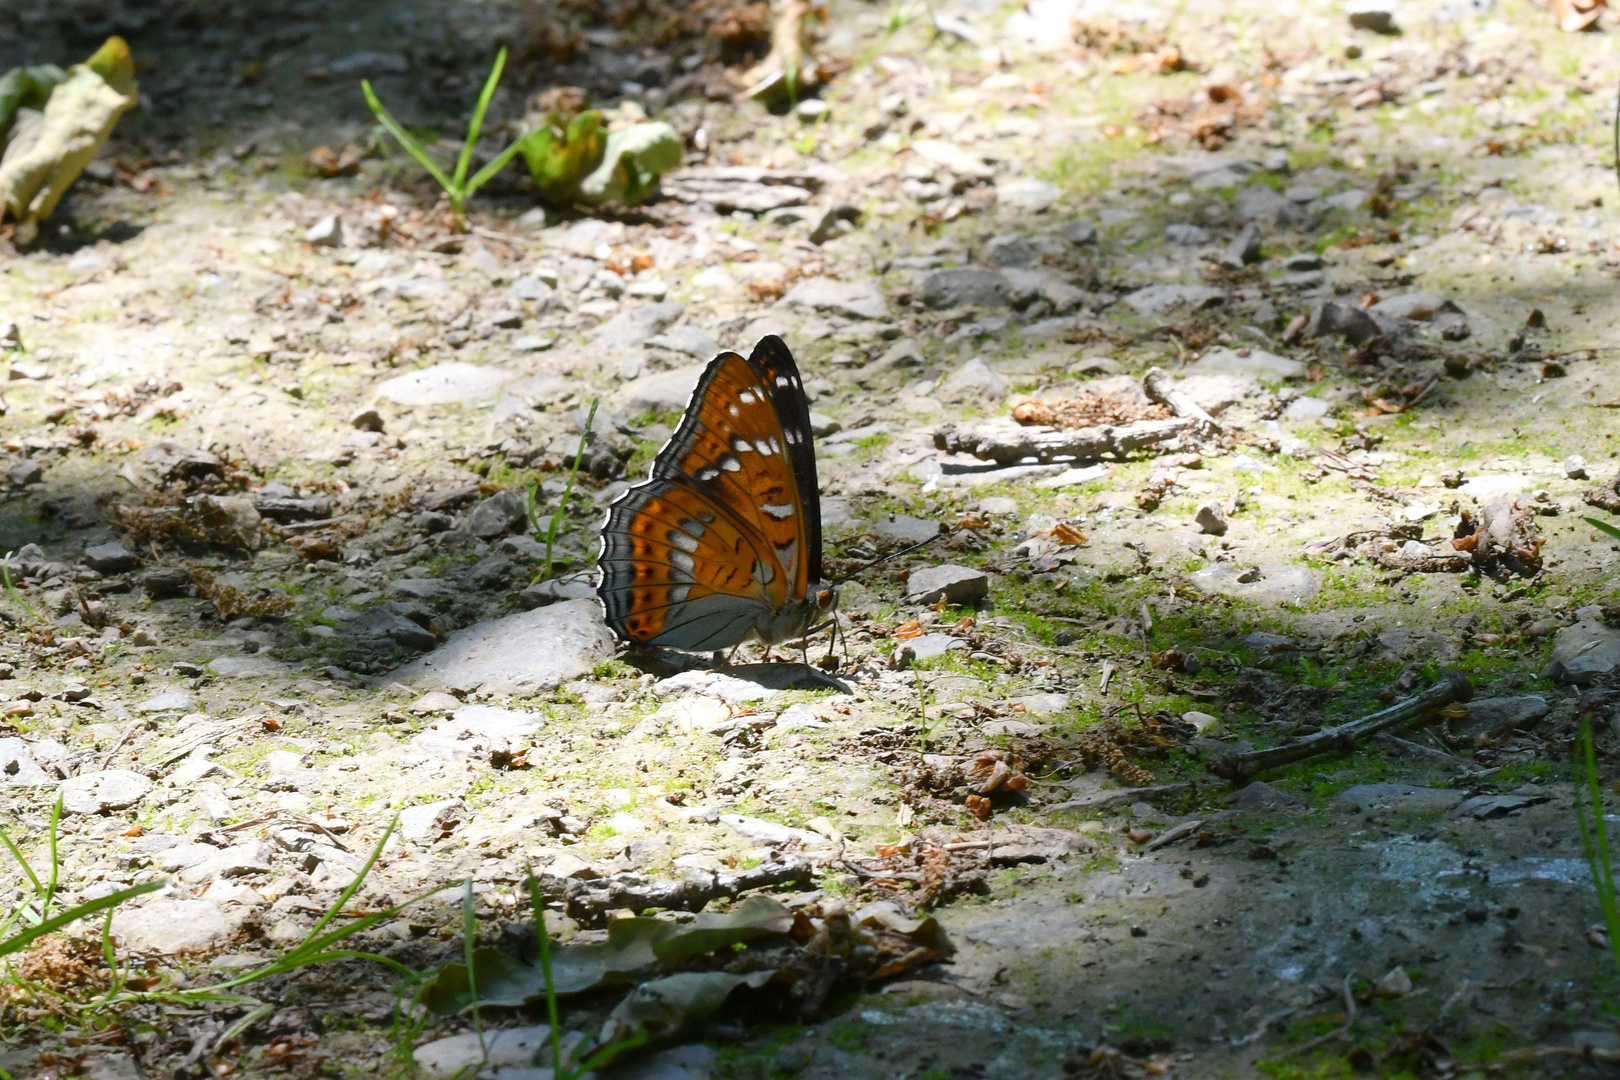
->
xmin=651 ymin=337 xmax=815 ymax=601
xmin=598 ymin=334 xmax=822 ymax=652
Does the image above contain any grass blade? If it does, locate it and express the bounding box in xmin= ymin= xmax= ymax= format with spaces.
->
xmin=456 ymin=47 xmax=507 ymax=191
xmin=1578 ymin=718 xmax=1620 ymax=978
xmin=525 ymin=872 xmax=565 ymax=1077
xmin=298 ymin=816 xmax=397 ymax=950
xmin=363 ymin=80 xmax=455 ymax=196
xmin=1 ymin=553 xmax=40 ymax=621
xmin=0 ymin=881 xmax=161 ymax=960
xmin=462 ymin=880 xmax=487 ymax=1062
xmin=465 ymin=137 xmax=529 ymax=199
xmin=543 ymin=399 xmax=597 ymax=583
xmin=1586 ymin=516 xmax=1620 ymax=544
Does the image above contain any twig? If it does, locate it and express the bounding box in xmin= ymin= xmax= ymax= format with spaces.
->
xmin=1209 ymin=671 xmax=1472 ymax=783
xmin=1269 ymin=974 xmax=1356 ymax=1061
xmin=1372 ymin=733 xmax=1481 ymax=774
xmin=1231 ymin=1007 xmax=1294 ymax=1046
xmin=97 ymin=719 xmax=144 ymax=771
xmin=1143 ymin=366 xmax=1221 ymax=432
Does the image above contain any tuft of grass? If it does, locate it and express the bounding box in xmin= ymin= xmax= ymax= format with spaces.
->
xmin=363 ymin=49 xmax=528 ymax=215
xmin=1 ymin=552 xmax=40 ymax=621
xmin=1575 ymin=717 xmax=1620 ymax=979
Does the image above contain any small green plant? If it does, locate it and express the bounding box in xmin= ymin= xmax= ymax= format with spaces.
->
xmin=1587 ymin=516 xmax=1620 ymax=544
xmin=0 ymin=797 xmax=162 ymax=973
xmin=1575 ymin=718 xmax=1620 ymax=979
xmin=530 ymin=399 xmax=599 ymax=583
xmin=363 ymin=48 xmax=528 ymax=216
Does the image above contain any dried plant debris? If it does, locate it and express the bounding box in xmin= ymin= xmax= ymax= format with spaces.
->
xmin=1140 ymin=83 xmax=1271 ymax=149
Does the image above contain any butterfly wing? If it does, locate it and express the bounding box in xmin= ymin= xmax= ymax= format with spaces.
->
xmin=598 ymin=336 xmax=819 ymax=651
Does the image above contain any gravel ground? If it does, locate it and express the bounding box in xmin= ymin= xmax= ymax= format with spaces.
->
xmin=4 ymin=0 xmax=1620 ymax=1077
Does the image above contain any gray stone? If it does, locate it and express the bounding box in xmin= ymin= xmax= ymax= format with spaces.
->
xmin=781 ymin=277 xmax=889 ymax=321
xmin=721 ymin=814 xmax=830 ymax=848
xmin=60 ymin=770 xmax=151 ymax=814
xmin=1545 ymin=619 xmax=1620 ymax=683
xmin=984 ymin=233 xmax=1036 ymax=267
xmin=1323 ymin=189 xmax=1369 ymax=212
xmin=1367 ymin=292 xmax=1462 ymax=322
xmin=1164 ymin=223 xmax=1211 ymax=246
xmin=208 ymin=656 xmax=290 ymax=678
xmin=7 ymin=457 xmax=43 ymax=486
xmin=413 ymin=705 xmax=544 ymax=761
xmin=304 ymin=214 xmax=342 ymax=247
xmin=921 ymin=267 xmax=1012 ymax=308
xmin=1194 ymin=502 xmax=1228 ymax=536
xmin=376 ymin=363 xmax=518 ymax=406
xmin=1188 ymin=158 xmax=1259 ymax=190
xmin=140 ymin=441 xmax=222 ymax=482
xmin=465 ymin=490 xmax=529 ymax=538
xmin=1193 ymin=346 xmax=1305 ymax=380
xmin=1218 ymin=223 xmax=1263 ymax=269
xmin=646 ymin=325 xmax=718 ymax=358
xmin=1062 ymin=219 xmax=1098 ymax=245
xmin=1455 ymin=786 xmax=1549 ymax=819
xmin=1282 ymin=252 xmax=1324 ymax=271
xmin=111 ymin=899 xmax=233 ymax=953
xmin=141 ymin=566 xmax=192 ymax=598
xmin=1122 ymin=284 xmax=1225 ymax=317
xmin=615 ymin=364 xmax=705 ymax=415
xmin=1189 ymin=563 xmax=1318 ymax=604
xmin=1565 ymin=455 xmax=1589 ymax=480
xmin=518 ymin=576 xmax=598 ymax=608
xmin=348 ymin=608 xmax=436 ymax=651
xmin=1225 ymin=781 xmax=1304 ymax=810
xmin=938 ymin=358 xmax=1007 ymax=402
xmin=1283 ymin=395 xmax=1331 ymax=420
xmin=512 ymin=274 xmax=554 ymax=302
xmin=1234 ymin=185 xmax=1303 ymax=227
xmin=874 ymin=514 xmax=942 ymax=545
xmin=1304 ymin=301 xmax=1382 ymax=346
xmin=177 ymin=841 xmax=276 ymax=883
xmin=1331 ymin=784 xmax=1465 ymax=813
xmin=0 ymin=738 xmax=52 ymax=786
xmin=135 ymin=690 xmax=194 ymax=714
xmin=901 ymin=633 xmax=968 ymax=661
xmin=389 ymin=578 xmax=448 ymax=600
xmin=391 ymin=598 xmax=616 ymax=696
xmin=1001 ymin=268 xmax=1088 ymax=313
xmin=995 ymin=177 xmax=1061 ymax=212
xmin=905 ymin=564 xmax=989 ymax=606
xmin=414 ymin=1025 xmax=555 ymax=1079
xmin=81 ymin=541 xmax=137 ymax=574
xmin=1263 ymin=150 xmax=1291 ymax=173
xmin=399 ymin=799 xmax=468 ymax=843
xmin=485 ymin=309 xmax=523 ymax=330
xmin=588 ymin=302 xmax=685 ymax=347
xmin=1449 ymin=695 xmax=1549 ymax=742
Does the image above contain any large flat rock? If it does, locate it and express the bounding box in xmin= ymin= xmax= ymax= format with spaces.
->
xmin=390 ymin=599 xmax=617 ymax=695
xmin=1189 ymin=563 xmax=1318 ymax=605
xmin=376 ymin=363 xmax=518 ymax=406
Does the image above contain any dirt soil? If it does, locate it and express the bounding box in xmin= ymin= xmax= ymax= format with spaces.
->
xmin=4 ymin=0 xmax=1620 ymax=1077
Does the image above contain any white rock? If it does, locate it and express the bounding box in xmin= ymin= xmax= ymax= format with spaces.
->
xmin=60 ymin=770 xmax=152 ymax=815
xmin=654 ymin=670 xmax=786 ymax=704
xmin=111 ymin=899 xmax=234 ymax=953
xmin=414 ymin=1025 xmax=555 ymax=1078
xmin=720 ymin=814 xmax=830 ymax=848
xmin=399 ymin=799 xmax=467 ymax=843
xmin=411 ymin=705 xmax=544 ymax=760
xmin=375 ymin=363 xmax=519 ymax=406
xmin=391 ymin=599 xmax=616 ymax=696
xmin=995 ymin=177 xmax=1061 ymax=212
xmin=304 ymin=214 xmax=342 ymax=247
xmin=0 ymin=737 xmax=53 ymax=787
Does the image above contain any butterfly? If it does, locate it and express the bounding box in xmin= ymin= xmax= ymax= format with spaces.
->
xmin=597 ymin=334 xmax=837 ymax=653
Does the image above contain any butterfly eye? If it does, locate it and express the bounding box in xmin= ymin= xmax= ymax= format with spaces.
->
xmin=817 ymin=589 xmax=835 ymax=609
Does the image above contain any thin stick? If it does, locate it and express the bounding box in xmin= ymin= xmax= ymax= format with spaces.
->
xmin=1269 ymin=974 xmax=1356 ymax=1061
xmin=1210 ymin=671 xmax=1472 ymax=782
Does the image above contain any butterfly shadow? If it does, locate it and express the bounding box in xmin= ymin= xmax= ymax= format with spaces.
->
xmin=625 ymin=648 xmax=853 ymax=695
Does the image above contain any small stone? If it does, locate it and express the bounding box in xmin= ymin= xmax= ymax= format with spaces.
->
xmin=780 ymin=277 xmax=889 ymax=321
xmin=399 ymin=799 xmax=467 ymax=843
xmin=1263 ymin=150 xmax=1291 ymax=173
xmin=938 ymin=357 xmax=1007 ymax=402
xmin=351 ymin=408 xmax=384 ymax=433
xmin=905 ymin=564 xmax=989 ymax=606
xmin=1121 ymin=283 xmax=1225 ymax=317
xmin=984 ymin=233 xmax=1036 ymax=267
xmin=1194 ymin=502 xmax=1228 ymax=536
xmin=414 ymin=1025 xmax=554 ymax=1079
xmin=409 ymin=691 xmax=461 ymax=715
xmin=873 ymin=514 xmax=942 ymax=545
xmin=921 ymin=267 xmax=1012 ymax=308
xmin=1347 ymin=0 xmax=1398 ymax=33
xmin=1331 ymin=784 xmax=1465 ymax=814
xmin=1218 ymin=223 xmax=1263 ymax=269
xmin=465 ymin=490 xmax=529 ymax=538
xmin=1371 ymin=966 xmax=1413 ymax=998
xmin=1281 ymin=252 xmax=1324 ymax=272
xmin=392 ymin=598 xmax=616 ymax=696
xmin=1062 ymin=219 xmax=1098 ymax=245
xmin=588 ymin=302 xmax=685 ymax=348
xmin=0 ymin=737 xmax=52 ymax=786
xmin=60 ymin=770 xmax=153 ymax=815
xmin=304 ymin=214 xmax=342 ymax=247
xmin=177 ymin=842 xmax=276 ymax=883
xmin=979 ymin=496 xmax=1019 ymax=516
xmin=486 ymin=309 xmax=524 ymax=330
xmin=1164 ymin=223 xmax=1211 ymax=246
xmin=376 ymin=363 xmax=517 ymax=406
xmin=995 ymin=177 xmax=1061 ymax=212
xmin=136 ymin=690 xmax=193 ymax=714
xmin=1565 ymin=455 xmax=1588 ymax=480
xmin=795 ymin=98 xmax=830 ymax=121
xmin=141 ymin=567 xmax=192 ymax=598
xmin=7 ymin=458 xmax=43 ymax=486
xmin=111 ymin=899 xmax=233 ymax=953
xmin=0 ymin=319 xmax=20 ymax=349
xmin=81 ymin=541 xmax=137 ymax=574
xmin=1182 ymin=710 xmax=1221 ymax=734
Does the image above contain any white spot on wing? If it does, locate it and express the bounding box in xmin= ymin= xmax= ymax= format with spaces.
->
xmin=669 ymin=584 xmax=690 ymax=603
xmin=720 ymin=456 xmax=741 ymax=472
xmin=698 ymin=467 xmax=720 ymax=481
xmin=761 ymin=502 xmax=794 ymax=519
xmin=769 ymin=436 xmax=782 ymax=454
xmin=732 ymin=437 xmax=753 ymax=454
xmin=670 ymin=550 xmax=695 ymax=576
xmin=669 ymin=531 xmax=699 ymax=553
xmin=776 ymin=376 xmax=792 ymax=388
xmin=728 ymin=404 xmax=740 ymax=417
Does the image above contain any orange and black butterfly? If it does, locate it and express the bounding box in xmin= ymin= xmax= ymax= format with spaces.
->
xmin=597 ymin=335 xmax=837 ymax=652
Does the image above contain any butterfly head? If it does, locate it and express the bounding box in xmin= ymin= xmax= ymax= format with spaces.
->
xmin=814 ymin=585 xmax=839 ymax=617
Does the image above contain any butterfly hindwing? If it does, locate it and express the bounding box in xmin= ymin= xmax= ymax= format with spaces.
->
xmin=598 ymin=476 xmax=779 ymax=651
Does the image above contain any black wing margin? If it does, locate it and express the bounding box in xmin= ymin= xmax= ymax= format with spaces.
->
xmin=744 ymin=334 xmax=822 ymax=587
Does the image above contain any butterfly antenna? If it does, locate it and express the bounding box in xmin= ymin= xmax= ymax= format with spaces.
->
xmin=833 ymin=530 xmax=947 ymax=585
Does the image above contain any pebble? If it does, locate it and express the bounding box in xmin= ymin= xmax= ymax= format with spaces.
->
xmin=780 ymin=277 xmax=889 ymax=321
xmin=414 ymin=1025 xmax=554 ymax=1079
xmin=899 ymin=633 xmax=967 ymax=661
xmin=1194 ymin=502 xmax=1228 ymax=536
xmin=721 ymin=814 xmax=831 ymax=847
xmin=995 ymin=177 xmax=1061 ymax=212
xmin=874 ymin=514 xmax=942 ymax=545
xmin=208 ymin=656 xmax=291 ymax=678
xmin=376 ymin=363 xmax=517 ymax=406
xmin=1346 ymin=0 xmax=1398 ymax=32
xmin=588 ymin=302 xmax=684 ymax=347
xmin=1218 ymin=223 xmax=1263 ymax=269
xmin=1544 ymin=618 xmax=1620 ymax=683
xmin=1122 ymin=284 xmax=1225 ymax=317
xmin=465 ymin=489 xmax=529 ymax=538
xmin=905 ymin=564 xmax=989 ymax=606
xmin=176 ymin=841 xmax=276 ymax=883
xmin=1062 ymin=219 xmax=1098 ymax=245
xmin=1193 ymin=346 xmax=1305 ymax=380
xmin=81 ymin=541 xmax=138 ymax=574
xmin=1283 ymin=395 xmax=1331 ymax=419
xmin=1565 ymin=455 xmax=1589 ymax=480
xmin=615 ymin=364 xmax=706 ymax=414
xmin=391 ymin=598 xmax=616 ymax=696
xmin=111 ymin=899 xmax=234 ymax=953
xmin=0 ymin=737 xmax=52 ymax=786
xmin=304 ymin=214 xmax=342 ymax=247
xmin=399 ymin=799 xmax=468 ymax=843
xmin=60 ymin=770 xmax=152 ymax=814
xmin=8 ymin=458 xmax=43 ymax=486
xmin=983 ymin=233 xmax=1036 ymax=266
xmin=1163 ymin=223 xmax=1211 ymax=246
xmin=411 ymin=705 xmax=544 ymax=760
xmin=1224 ymin=781 xmax=1303 ymax=810
xmin=920 ymin=267 xmax=1012 ymax=308
xmin=937 ymin=358 xmax=1007 ymax=402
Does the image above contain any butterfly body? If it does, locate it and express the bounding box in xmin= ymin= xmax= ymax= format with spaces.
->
xmin=598 ymin=335 xmax=836 ymax=652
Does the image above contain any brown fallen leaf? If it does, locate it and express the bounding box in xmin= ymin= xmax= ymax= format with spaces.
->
xmin=1547 ymin=0 xmax=1606 ymax=31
